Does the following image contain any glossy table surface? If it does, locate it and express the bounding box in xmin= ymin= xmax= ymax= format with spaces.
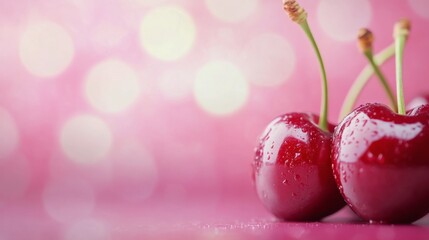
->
xmin=4 ymin=196 xmax=429 ymax=240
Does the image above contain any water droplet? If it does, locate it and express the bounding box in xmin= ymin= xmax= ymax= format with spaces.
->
xmin=294 ymin=152 xmax=301 ymax=158
xmin=262 ymin=191 xmax=268 ymax=199
xmin=282 ymin=179 xmax=288 ymax=185
xmin=377 ymin=153 xmax=384 ymax=163
xmin=294 ymin=174 xmax=300 ymax=181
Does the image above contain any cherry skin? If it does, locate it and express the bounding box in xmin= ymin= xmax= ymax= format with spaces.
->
xmin=253 ymin=113 xmax=345 ymax=221
xmin=332 ymin=103 xmax=429 ymax=223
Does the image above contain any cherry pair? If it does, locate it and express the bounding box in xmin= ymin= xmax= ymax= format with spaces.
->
xmin=253 ymin=0 xmax=429 ymax=224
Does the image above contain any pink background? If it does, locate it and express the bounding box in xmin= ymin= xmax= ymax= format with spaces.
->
xmin=1 ymin=0 xmax=429 ymax=239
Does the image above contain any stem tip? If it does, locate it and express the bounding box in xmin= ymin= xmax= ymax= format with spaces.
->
xmin=394 ymin=19 xmax=411 ymax=38
xmin=283 ymin=0 xmax=307 ymax=24
xmin=357 ymin=28 xmax=374 ymax=53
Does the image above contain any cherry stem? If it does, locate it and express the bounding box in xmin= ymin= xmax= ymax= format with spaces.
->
xmin=338 ymin=44 xmax=395 ymax=121
xmin=300 ymin=20 xmax=329 ymax=131
xmin=364 ymin=50 xmax=397 ymax=111
xmin=394 ymin=19 xmax=410 ymax=115
xmin=395 ymin=35 xmax=406 ymax=114
xmin=283 ymin=0 xmax=328 ymax=131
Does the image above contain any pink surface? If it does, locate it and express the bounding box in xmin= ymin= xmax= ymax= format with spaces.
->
xmin=1 ymin=0 xmax=429 ymax=239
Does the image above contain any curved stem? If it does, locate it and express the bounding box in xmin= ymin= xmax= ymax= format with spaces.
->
xmin=338 ymin=43 xmax=395 ymax=121
xmin=300 ymin=20 xmax=328 ymax=131
xmin=395 ymin=36 xmax=406 ymax=114
xmin=364 ymin=51 xmax=397 ymax=112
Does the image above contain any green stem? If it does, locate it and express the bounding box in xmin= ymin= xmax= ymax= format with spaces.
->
xmin=395 ymin=36 xmax=406 ymax=114
xmin=338 ymin=43 xmax=395 ymax=121
xmin=300 ymin=20 xmax=328 ymax=131
xmin=364 ymin=50 xmax=397 ymax=112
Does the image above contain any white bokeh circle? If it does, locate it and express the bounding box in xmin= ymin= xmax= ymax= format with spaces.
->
xmin=0 ymin=108 xmax=19 ymax=162
xmin=317 ymin=0 xmax=372 ymax=42
xmin=139 ymin=5 xmax=196 ymax=61
xmin=60 ymin=115 xmax=112 ymax=165
xmin=43 ymin=177 xmax=95 ymax=223
xmin=194 ymin=61 xmax=249 ymax=116
xmin=85 ymin=59 xmax=141 ymax=113
xmin=19 ymin=21 xmax=74 ymax=77
xmin=408 ymin=0 xmax=429 ymax=19
xmin=241 ymin=33 xmax=295 ymax=86
xmin=205 ymin=0 xmax=258 ymax=23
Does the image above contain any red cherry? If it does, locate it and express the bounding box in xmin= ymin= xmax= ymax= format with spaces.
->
xmin=332 ymin=103 xmax=429 ymax=223
xmin=253 ymin=113 xmax=345 ymax=221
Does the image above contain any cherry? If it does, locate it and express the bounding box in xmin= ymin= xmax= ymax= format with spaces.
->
xmin=332 ymin=103 xmax=429 ymax=223
xmin=253 ymin=0 xmax=344 ymax=221
xmin=254 ymin=113 xmax=344 ymax=220
xmin=332 ymin=19 xmax=429 ymax=223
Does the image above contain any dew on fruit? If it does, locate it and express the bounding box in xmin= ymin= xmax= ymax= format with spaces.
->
xmin=294 ymin=152 xmax=301 ymax=159
xmin=282 ymin=179 xmax=288 ymax=185
xmin=367 ymin=152 xmax=374 ymax=159
xmin=377 ymin=153 xmax=384 ymax=163
xmin=294 ymin=174 xmax=301 ymax=181
xmin=262 ymin=191 xmax=268 ymax=199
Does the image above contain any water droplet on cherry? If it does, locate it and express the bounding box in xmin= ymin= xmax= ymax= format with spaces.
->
xmin=294 ymin=174 xmax=301 ymax=181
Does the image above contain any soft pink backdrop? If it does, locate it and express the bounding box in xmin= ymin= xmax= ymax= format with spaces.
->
xmin=1 ymin=0 xmax=429 ymax=239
